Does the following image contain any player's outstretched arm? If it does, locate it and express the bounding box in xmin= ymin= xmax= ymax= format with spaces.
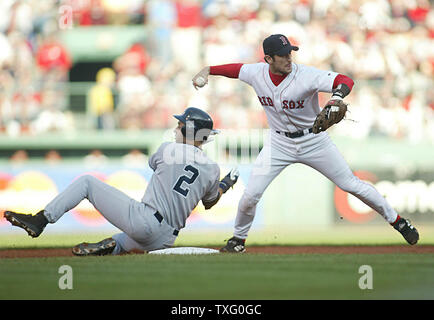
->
xmin=192 ymin=64 xmax=243 ymax=90
xmin=202 ymin=168 xmax=240 ymax=210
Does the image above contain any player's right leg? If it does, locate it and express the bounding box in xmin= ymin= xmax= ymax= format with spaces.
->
xmin=72 ymin=237 xmax=117 ymax=256
xmin=108 ymin=230 xmax=177 ymax=255
xmin=72 ymin=222 xmax=179 ymax=257
xmin=71 ymin=234 xmax=144 ymax=256
xmin=221 ymin=140 xmax=290 ymax=252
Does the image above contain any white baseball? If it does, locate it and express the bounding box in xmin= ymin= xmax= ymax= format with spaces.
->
xmin=195 ymin=76 xmax=206 ymax=87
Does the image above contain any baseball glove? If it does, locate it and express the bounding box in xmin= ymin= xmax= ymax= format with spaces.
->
xmin=312 ymin=99 xmax=348 ymax=134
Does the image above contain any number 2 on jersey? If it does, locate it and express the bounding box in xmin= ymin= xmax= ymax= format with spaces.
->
xmin=173 ymin=165 xmax=199 ymax=197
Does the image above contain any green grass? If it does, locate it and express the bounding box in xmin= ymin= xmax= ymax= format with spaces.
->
xmin=1 ymin=253 xmax=434 ymax=300
xmin=2 ymin=224 xmax=434 ymax=249
xmin=2 ymin=226 xmax=433 ymax=300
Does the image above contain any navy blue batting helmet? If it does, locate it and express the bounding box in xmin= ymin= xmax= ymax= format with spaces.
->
xmin=173 ymin=107 xmax=218 ymax=141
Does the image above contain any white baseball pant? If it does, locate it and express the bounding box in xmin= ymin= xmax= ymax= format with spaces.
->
xmin=234 ymin=130 xmax=398 ymax=239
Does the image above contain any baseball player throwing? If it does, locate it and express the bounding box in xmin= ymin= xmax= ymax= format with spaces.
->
xmin=4 ymin=107 xmax=239 ymax=255
xmin=192 ymin=34 xmax=419 ymax=252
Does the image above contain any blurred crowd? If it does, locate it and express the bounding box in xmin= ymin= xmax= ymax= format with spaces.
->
xmin=0 ymin=0 xmax=433 ymax=144
xmin=8 ymin=148 xmax=149 ymax=168
xmin=0 ymin=0 xmax=74 ymax=136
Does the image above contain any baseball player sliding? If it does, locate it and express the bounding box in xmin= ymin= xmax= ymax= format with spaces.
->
xmin=192 ymin=34 xmax=419 ymax=252
xmin=5 ymin=107 xmax=239 ymax=256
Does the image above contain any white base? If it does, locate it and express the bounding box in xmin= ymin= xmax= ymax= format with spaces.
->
xmin=148 ymin=247 xmax=219 ymax=255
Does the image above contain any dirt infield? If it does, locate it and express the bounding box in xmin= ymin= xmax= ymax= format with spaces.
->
xmin=1 ymin=245 xmax=434 ymax=258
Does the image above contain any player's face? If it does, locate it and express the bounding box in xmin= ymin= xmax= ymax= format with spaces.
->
xmin=174 ymin=121 xmax=185 ymax=143
xmin=267 ymin=53 xmax=292 ymax=75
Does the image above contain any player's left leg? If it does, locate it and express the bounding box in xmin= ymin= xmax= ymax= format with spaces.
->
xmin=299 ymin=134 xmax=418 ymax=244
xmin=4 ymin=210 xmax=48 ymax=238
xmin=6 ymin=175 xmax=153 ymax=244
xmin=300 ymin=135 xmax=397 ymax=222
xmin=43 ymin=175 xmax=141 ymax=234
xmin=109 ymin=230 xmax=177 ymax=255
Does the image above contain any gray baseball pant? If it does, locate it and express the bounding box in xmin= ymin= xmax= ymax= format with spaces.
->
xmin=43 ymin=175 xmax=178 ymax=254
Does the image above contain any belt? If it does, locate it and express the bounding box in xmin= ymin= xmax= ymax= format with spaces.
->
xmin=154 ymin=212 xmax=179 ymax=236
xmin=276 ymin=128 xmax=313 ymax=138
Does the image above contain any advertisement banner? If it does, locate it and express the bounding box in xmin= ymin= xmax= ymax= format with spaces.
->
xmin=334 ymin=169 xmax=434 ymax=225
xmin=0 ymin=164 xmax=259 ymax=234
xmin=2 ymin=164 xmax=433 ymax=234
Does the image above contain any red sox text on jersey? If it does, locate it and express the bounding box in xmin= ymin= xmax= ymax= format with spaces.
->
xmin=258 ymin=96 xmax=305 ymax=110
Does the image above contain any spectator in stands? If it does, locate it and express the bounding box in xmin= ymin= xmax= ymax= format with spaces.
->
xmin=35 ymin=32 xmax=72 ymax=81
xmin=0 ymin=33 xmax=13 ymax=69
xmin=0 ymin=0 xmax=432 ymax=144
xmin=30 ymin=88 xmax=75 ymax=134
xmin=406 ymin=0 xmax=431 ymax=26
xmin=74 ymin=0 xmax=107 ymax=26
xmin=9 ymin=150 xmax=29 ymax=165
xmin=44 ymin=150 xmax=62 ymax=165
xmin=113 ymin=42 xmax=151 ymax=75
xmin=146 ymin=0 xmax=177 ymax=65
xmin=88 ymin=67 xmax=116 ymax=130
xmin=116 ymin=53 xmax=154 ymax=130
xmin=84 ymin=149 xmax=108 ymax=167
xmin=122 ymin=149 xmax=148 ymax=168
xmin=171 ymin=0 xmax=202 ymax=72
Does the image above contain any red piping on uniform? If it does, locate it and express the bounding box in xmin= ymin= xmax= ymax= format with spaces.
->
xmin=209 ymin=64 xmax=243 ymax=78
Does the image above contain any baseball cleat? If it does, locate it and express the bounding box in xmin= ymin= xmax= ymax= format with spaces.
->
xmin=4 ymin=210 xmax=48 ymax=238
xmin=220 ymin=236 xmax=246 ymax=253
xmin=393 ymin=218 xmax=419 ymax=245
xmin=72 ymin=238 xmax=117 ymax=256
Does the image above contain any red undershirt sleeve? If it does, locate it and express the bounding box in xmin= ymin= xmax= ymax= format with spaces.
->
xmin=209 ymin=63 xmax=244 ymax=79
xmin=333 ymin=74 xmax=354 ymax=91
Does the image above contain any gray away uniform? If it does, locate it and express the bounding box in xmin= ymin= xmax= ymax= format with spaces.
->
xmin=43 ymin=142 xmax=220 ymax=254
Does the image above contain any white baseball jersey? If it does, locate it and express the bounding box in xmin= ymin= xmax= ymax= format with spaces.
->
xmin=142 ymin=142 xmax=220 ymax=230
xmin=239 ymin=62 xmax=339 ymax=132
